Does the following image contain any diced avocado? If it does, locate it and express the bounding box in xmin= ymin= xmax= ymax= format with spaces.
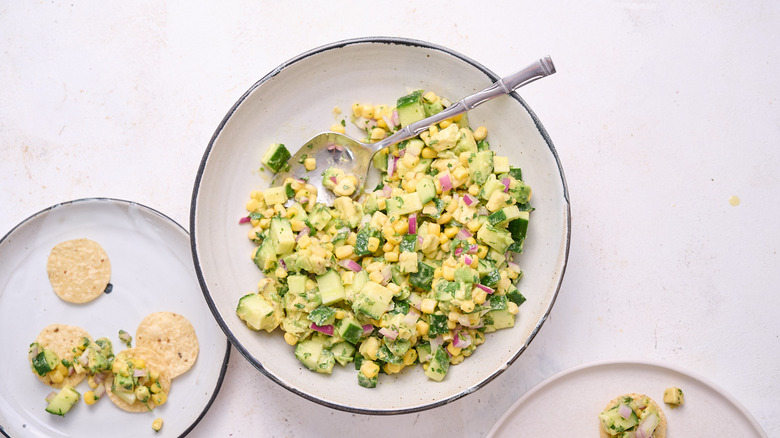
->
xmin=479 ymin=174 xmax=504 ymax=201
xmin=424 ymin=346 xmax=450 ymax=382
xmin=309 ymin=204 xmax=333 ymax=231
xmin=352 ymin=282 xmax=394 ymax=319
xmin=488 ymin=205 xmax=523 ymax=226
xmin=372 ymin=151 xmax=388 ymax=172
xmin=493 ymin=155 xmax=510 ymax=174
xmin=317 ymin=349 xmax=336 ymax=374
xmin=421 ymin=198 xmax=446 ymax=220
xmin=308 ymin=306 xmax=337 ymax=326
xmin=263 ymin=186 xmax=289 ymax=206
xmin=454 ymin=266 xmax=478 ymax=284
xmin=663 ymin=387 xmax=685 ymax=407
xmin=408 ymin=262 xmax=435 ymax=290
xmin=236 ymin=293 xmax=281 ymax=332
xmin=322 ymin=167 xmax=341 ymax=190
xmin=484 ymin=309 xmax=515 ymax=332
xmin=86 ymin=345 xmax=110 ymax=374
xmin=386 ymin=193 xmax=423 ymax=216
xmin=468 ymin=150 xmax=494 ymax=185
xmin=286 ymin=202 xmax=309 ymax=222
xmin=396 ymin=90 xmax=425 ymax=127
xmin=269 ymin=217 xmax=295 ymax=255
xmin=113 ymin=374 xmax=135 ymax=393
xmin=330 ymin=342 xmax=356 ymax=366
xmin=337 ymin=315 xmax=364 ymax=344
xmin=453 ymin=128 xmax=478 ymax=155
xmin=317 ymin=269 xmax=346 ymax=305
xmin=599 ymin=404 xmax=639 ymax=434
xmin=261 ymin=143 xmax=291 ymax=173
xmin=295 ymin=337 xmax=325 ymax=372
xmin=422 ymin=94 xmax=444 ymax=117
xmin=376 ymin=344 xmax=403 ymax=365
xmin=412 ymin=158 xmax=433 ymax=174
xmin=416 ymin=342 xmax=432 ymax=363
xmin=357 ymin=368 xmax=377 ymax=388
xmin=45 ymin=385 xmax=80 ymax=416
xmin=434 ymin=279 xmax=456 ymax=302
xmin=415 ymin=177 xmax=437 ymax=205
xmin=477 ymin=222 xmax=514 ymax=254
xmin=345 ymin=270 xmax=369 ymax=302
xmin=30 ymin=345 xmax=58 ymax=376
xmin=111 ymin=385 xmax=136 ymax=405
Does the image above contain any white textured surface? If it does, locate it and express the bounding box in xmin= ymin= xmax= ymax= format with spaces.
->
xmin=1 ymin=2 xmax=778 ymax=437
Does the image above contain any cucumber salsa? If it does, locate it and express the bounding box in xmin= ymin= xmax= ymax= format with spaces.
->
xmin=238 ymin=90 xmax=532 ymax=387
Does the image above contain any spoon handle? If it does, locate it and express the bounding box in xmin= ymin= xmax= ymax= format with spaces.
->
xmin=371 ymin=55 xmax=556 ymax=153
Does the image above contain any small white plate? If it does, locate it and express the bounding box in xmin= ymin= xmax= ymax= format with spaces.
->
xmin=0 ymin=198 xmax=229 ymax=438
xmin=487 ymin=360 xmax=766 ymax=437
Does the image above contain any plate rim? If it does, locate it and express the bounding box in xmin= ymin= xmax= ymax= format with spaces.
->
xmin=0 ymin=197 xmax=231 ymax=438
xmin=486 ymin=358 xmax=768 ymax=438
xmin=189 ymin=36 xmax=571 ymax=415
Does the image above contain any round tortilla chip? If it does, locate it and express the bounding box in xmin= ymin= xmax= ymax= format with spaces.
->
xmin=47 ymin=238 xmax=111 ymax=304
xmin=599 ymin=393 xmax=667 ymax=438
xmin=104 ymin=347 xmax=172 ymax=413
xmin=135 ymin=312 xmax=199 ymax=379
xmin=31 ymin=324 xmax=92 ymax=389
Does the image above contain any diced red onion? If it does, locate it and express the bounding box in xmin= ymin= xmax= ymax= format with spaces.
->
xmin=382 ymin=185 xmax=393 ymax=198
xmin=408 ymin=214 xmax=417 ymax=234
xmin=310 ymin=323 xmax=335 ymax=336
xmin=295 ymin=227 xmax=310 ymax=241
xmin=339 ymin=259 xmax=362 ymax=272
xmin=330 ymin=176 xmax=338 ymax=184
xmin=380 ymin=266 xmax=392 ymax=286
xmin=417 ymin=235 xmax=424 ymax=246
xmin=78 ymin=350 xmax=89 ymax=366
xmin=618 ymin=403 xmax=632 ymax=420
xmin=378 ymin=327 xmax=398 ymax=340
xmin=501 ymin=177 xmax=511 ymax=193
xmin=636 ymin=413 xmax=660 ymax=438
xmin=391 ymin=110 xmax=399 ymax=126
xmin=462 ymin=194 xmax=477 ymax=206
xmin=429 ymin=336 xmax=443 ymax=355
xmin=387 ymin=155 xmax=397 ymax=178
xmin=477 ymin=206 xmax=488 ymax=216
xmin=456 ymin=229 xmax=472 ymax=240
xmin=45 ymin=392 xmax=57 ymax=403
xmin=439 ymin=174 xmax=452 ymax=192
xmin=68 ymin=366 xmax=75 ymax=376
xmin=365 ymin=119 xmax=378 ymax=130
xmin=239 ymin=216 xmax=251 ymax=224
xmin=133 ymin=369 xmax=148 ymax=378
xmin=507 ymin=261 xmax=521 ymax=273
xmin=463 ymin=255 xmax=473 ymax=266
xmin=299 ymin=197 xmax=309 ymax=204
xmin=362 ymin=324 xmax=374 ymax=336
xmin=452 ymin=331 xmax=472 ymax=349
xmin=409 ymin=294 xmax=422 ymax=310
xmin=454 ymin=246 xmax=464 ymax=257
xmin=403 ymin=308 xmax=420 ymax=326
xmin=475 ymin=283 xmax=495 ymax=294
xmin=467 ymin=244 xmax=478 ymax=254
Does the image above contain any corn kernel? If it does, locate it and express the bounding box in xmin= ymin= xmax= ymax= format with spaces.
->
xmin=304 ymin=157 xmax=317 ymax=171
xmin=50 ymin=370 xmax=65 ymax=383
xmin=403 ymin=349 xmax=417 ymax=365
xmin=442 ymin=266 xmax=455 ymax=281
xmin=284 ymin=332 xmax=298 ymax=345
xmin=84 ymin=390 xmax=98 ymax=405
xmin=151 ymin=391 xmax=167 ymax=406
xmin=421 ymin=147 xmax=438 ymax=159
xmin=420 ymin=298 xmax=437 ymax=314
xmin=437 ymin=213 xmax=452 ymax=225
xmin=447 ymin=319 xmax=458 ymax=329
xmin=259 ymin=218 xmax=271 ymax=229
xmin=250 ymin=190 xmax=263 ymax=201
xmin=297 ymin=235 xmax=311 ymax=249
xmin=433 ymin=267 xmax=443 ymax=279
xmin=152 ymin=418 xmax=164 ymax=432
xmin=392 ymin=219 xmax=409 ymax=234
xmin=473 ymin=289 xmax=488 ymax=305
xmin=402 ymin=152 xmax=419 ymax=168
xmin=450 ymin=354 xmax=465 ymax=365
xmin=366 ymin=237 xmax=380 ymax=253
xmin=246 ymin=198 xmax=260 ymax=212
xmin=423 ymin=91 xmax=438 ymax=102
xmin=361 ymin=105 xmax=375 ymax=119
xmin=369 ymin=270 xmax=385 ymax=284
xmin=443 ymin=227 xmax=459 ymax=239
xmin=382 ymin=241 xmax=395 ymax=252
xmin=387 ymin=283 xmax=401 ymax=294
xmin=415 ymin=320 xmax=430 ymax=336
xmin=467 ymin=220 xmax=482 ymax=233
xmin=352 ymin=103 xmax=363 ymax=117
xmin=460 ymin=300 xmax=475 ymax=313
xmin=370 ymin=127 xmax=386 ymax=141
xmin=439 ymin=119 xmax=452 ymax=129
xmin=335 ymin=245 xmax=354 ymax=259
xmin=447 ymin=343 xmax=462 ymax=357
xmin=384 ymin=362 xmax=405 ymax=374
xmin=360 ymin=360 xmax=380 ymax=379
xmin=473 ymin=126 xmax=488 ymax=141
xmin=290 ymin=219 xmax=306 ymax=232
xmin=507 ymin=302 xmax=519 ymax=315
xmin=381 ymin=251 xmax=398 ymax=262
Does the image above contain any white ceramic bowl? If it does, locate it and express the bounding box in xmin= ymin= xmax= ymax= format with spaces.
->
xmin=191 ymin=37 xmax=570 ymax=414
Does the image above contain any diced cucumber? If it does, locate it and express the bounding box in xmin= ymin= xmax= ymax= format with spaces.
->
xmin=415 ymin=177 xmax=437 ymax=205
xmin=599 ymin=404 xmax=639 ymax=433
xmin=331 ymin=342 xmax=356 ymax=366
xmin=269 ymin=217 xmax=295 ymax=255
xmin=45 ymin=385 xmax=80 ymax=416
xmin=263 ymin=186 xmax=288 ymax=206
xmin=352 ymin=282 xmax=394 ymax=319
xmin=31 ymin=345 xmax=58 ymax=376
xmin=488 ymin=205 xmax=523 ymax=226
xmin=396 ymin=90 xmax=425 ymax=127
xmin=295 ymin=337 xmax=325 ymax=372
xmin=506 ymin=286 xmax=527 ymax=307
xmin=508 ymin=167 xmax=523 ymax=181
xmin=354 ymin=226 xmax=381 ymax=256
xmin=484 ymin=309 xmax=515 ymax=331
xmin=253 ymin=239 xmax=277 ymax=272
xmin=337 ymin=315 xmax=364 ymax=345
xmin=427 ymin=313 xmax=449 ymax=336
xmin=261 ymin=143 xmax=291 ymax=173
xmin=386 ymin=193 xmax=423 ymax=216
xmin=309 ymin=204 xmax=333 ymax=231
xmin=317 ymin=270 xmax=345 ymax=305
xmin=424 ymin=346 xmax=450 ymax=382
xmin=287 ymin=274 xmax=307 ymax=295
xmin=408 ymin=262 xmax=434 ymax=290
xmin=399 ymin=234 xmax=417 ymax=253
xmin=236 ymin=293 xmax=279 ymax=332
xmin=477 ymin=222 xmax=514 ymax=254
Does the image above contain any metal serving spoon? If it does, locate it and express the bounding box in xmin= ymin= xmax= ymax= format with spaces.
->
xmin=271 ymin=55 xmax=556 ymax=206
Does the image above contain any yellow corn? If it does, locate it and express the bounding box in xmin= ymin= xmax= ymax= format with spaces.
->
xmin=473 ymin=288 xmax=488 ymax=305
xmin=382 ymin=241 xmax=395 ymax=252
xmin=433 ymin=267 xmax=443 ymax=279
xmin=370 ymin=127 xmax=386 ymax=141
xmin=423 ymin=91 xmax=438 ymax=102
xmin=447 ymin=319 xmax=457 ymax=329
xmin=290 ymin=219 xmax=306 ymax=232
xmin=335 ymin=245 xmax=354 ymax=259
xmin=151 ymin=391 xmax=167 ymax=406
xmin=421 ymin=147 xmax=438 ymax=159
xmin=284 ymin=332 xmax=298 ymax=345
xmin=443 ymin=227 xmax=459 ymax=239
xmin=352 ymin=103 xmax=363 ymax=117
xmin=477 ymin=245 xmax=489 ymax=259
xmin=447 ymin=343 xmax=462 ymax=357
xmin=152 ymin=418 xmax=164 ymax=432
xmin=467 ymin=220 xmax=482 ymax=233
xmin=246 ymin=198 xmax=260 ymax=212
xmin=415 ymin=320 xmax=430 ymax=336
xmin=383 ymin=362 xmax=405 ymax=374
xmin=473 ymin=126 xmax=488 ymax=141
xmin=369 ymin=271 xmax=385 ymax=284
xmin=376 ymin=118 xmax=388 ymax=129
xmin=360 ymin=360 xmax=380 ymax=379
xmin=403 ymin=349 xmax=418 ymax=366
xmin=361 ymin=105 xmax=375 ymax=119
xmin=50 ymin=370 xmax=65 ymax=383
xmin=330 ymin=124 xmax=346 ymax=134
xmin=460 ymin=300 xmax=475 ymax=313
xmin=507 ymin=302 xmax=519 ymax=315
xmin=439 ymin=119 xmax=452 ymax=129
xmin=84 ymin=390 xmax=98 ymax=405
xmin=450 ymin=354 xmax=465 ymax=365
xmin=420 ymin=298 xmax=437 ymax=314
xmin=437 ymin=212 xmax=452 ymax=225
xmin=303 ymin=157 xmax=317 ymax=171
xmin=250 ymin=190 xmax=263 ymax=201
xmin=297 ymin=235 xmax=311 ymax=249
xmin=366 ymin=237 xmax=380 ymax=253
xmin=392 ymin=219 xmax=409 ymax=234
xmin=385 ymin=251 xmax=399 ymax=262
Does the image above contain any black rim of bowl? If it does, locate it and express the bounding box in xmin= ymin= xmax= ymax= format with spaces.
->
xmin=190 ymin=36 xmax=571 ymax=415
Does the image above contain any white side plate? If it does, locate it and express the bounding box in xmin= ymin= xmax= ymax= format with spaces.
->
xmin=487 ymin=360 xmax=766 ymax=437
xmin=0 ymin=198 xmax=229 ymax=438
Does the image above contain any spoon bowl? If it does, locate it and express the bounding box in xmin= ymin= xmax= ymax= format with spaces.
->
xmin=271 ymin=56 xmax=556 ymax=205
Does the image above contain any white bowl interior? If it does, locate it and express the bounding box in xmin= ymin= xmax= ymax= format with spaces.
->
xmin=192 ymin=38 xmax=569 ymax=413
